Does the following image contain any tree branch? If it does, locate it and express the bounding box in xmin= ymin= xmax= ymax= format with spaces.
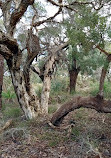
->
xmin=47 ymin=0 xmax=104 ymax=11
xmin=96 ymin=45 xmax=109 ymax=56
xmin=0 ymin=44 xmax=12 ymax=59
xmin=31 ymin=66 xmax=44 ymax=81
xmin=0 ymin=30 xmax=18 ymax=54
xmin=51 ymin=41 xmax=69 ymax=53
xmin=33 ymin=8 xmax=62 ymax=27
xmin=30 ymin=66 xmax=40 ymax=75
xmin=51 ymin=96 xmax=111 ymax=126
xmin=9 ymin=0 xmax=34 ymax=35
xmin=40 ymin=42 xmax=69 ymax=78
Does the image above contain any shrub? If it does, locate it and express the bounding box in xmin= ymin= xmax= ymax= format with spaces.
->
xmin=51 ymin=77 xmax=68 ymax=94
xmin=2 ymin=90 xmax=16 ymax=100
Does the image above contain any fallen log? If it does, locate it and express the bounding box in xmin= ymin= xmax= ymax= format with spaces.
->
xmin=51 ymin=95 xmax=111 ymax=126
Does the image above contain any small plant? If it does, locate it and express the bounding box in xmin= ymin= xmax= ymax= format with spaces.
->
xmin=70 ymin=127 xmax=80 ymax=141
xmin=2 ymin=90 xmax=16 ymax=101
xmin=51 ymin=77 xmax=68 ymax=94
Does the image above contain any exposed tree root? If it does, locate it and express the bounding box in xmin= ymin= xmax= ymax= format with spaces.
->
xmin=47 ymin=120 xmax=75 ymax=130
xmin=51 ymin=95 xmax=111 ymax=126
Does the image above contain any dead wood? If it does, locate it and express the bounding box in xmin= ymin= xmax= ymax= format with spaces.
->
xmin=51 ymin=96 xmax=111 ymax=126
xmin=0 ymin=119 xmax=13 ymax=133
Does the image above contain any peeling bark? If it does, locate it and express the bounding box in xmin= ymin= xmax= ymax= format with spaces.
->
xmin=51 ymin=96 xmax=111 ymax=126
xmin=41 ymin=76 xmax=51 ymax=114
xmin=9 ymin=69 xmax=40 ymax=119
xmin=0 ymin=54 xmax=4 ymax=109
xmin=31 ymin=42 xmax=68 ymax=115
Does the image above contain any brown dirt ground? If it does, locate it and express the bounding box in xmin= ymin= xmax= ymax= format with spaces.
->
xmin=0 ymin=108 xmax=111 ymax=158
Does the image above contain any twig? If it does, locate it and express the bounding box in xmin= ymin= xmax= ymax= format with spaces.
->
xmin=0 ymin=119 xmax=13 ymax=133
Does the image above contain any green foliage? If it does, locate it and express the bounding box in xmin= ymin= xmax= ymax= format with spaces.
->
xmin=67 ymin=45 xmax=106 ymax=75
xmin=51 ymin=77 xmax=68 ymax=93
xmin=66 ymin=5 xmax=106 ymax=48
xmin=2 ymin=90 xmax=16 ymax=100
xmin=65 ymin=4 xmax=107 ymax=76
xmin=90 ymin=82 xmax=111 ymax=98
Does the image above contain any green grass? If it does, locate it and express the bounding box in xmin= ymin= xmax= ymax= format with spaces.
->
xmin=3 ymin=107 xmax=22 ymax=119
xmin=90 ymin=81 xmax=111 ymax=98
xmin=48 ymin=106 xmax=57 ymax=114
xmin=2 ymin=90 xmax=16 ymax=100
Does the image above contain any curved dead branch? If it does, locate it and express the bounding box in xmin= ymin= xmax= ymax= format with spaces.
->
xmin=51 ymin=96 xmax=111 ymax=126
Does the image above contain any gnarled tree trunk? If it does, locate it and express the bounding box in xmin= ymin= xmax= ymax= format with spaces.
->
xmin=32 ymin=42 xmax=68 ymax=115
xmin=9 ymin=68 xmax=40 ymax=119
xmin=0 ymin=54 xmax=4 ymax=109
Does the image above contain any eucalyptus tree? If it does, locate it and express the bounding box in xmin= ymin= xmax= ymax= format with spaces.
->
xmin=64 ymin=2 xmax=108 ymax=92
xmin=0 ymin=0 xmax=68 ymax=118
xmin=0 ymin=0 xmax=111 ymax=123
xmin=46 ymin=0 xmax=111 ymax=125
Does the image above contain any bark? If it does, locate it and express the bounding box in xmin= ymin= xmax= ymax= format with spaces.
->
xmin=0 ymin=54 xmax=4 ymax=109
xmin=98 ymin=67 xmax=108 ymax=97
xmin=69 ymin=68 xmax=80 ymax=93
xmin=9 ymin=68 xmax=40 ymax=119
xmin=98 ymin=55 xmax=111 ymax=97
xmin=41 ymin=76 xmax=51 ymax=114
xmin=51 ymin=96 xmax=111 ymax=126
xmin=31 ymin=42 xmax=68 ymax=114
xmin=0 ymin=0 xmax=68 ymax=118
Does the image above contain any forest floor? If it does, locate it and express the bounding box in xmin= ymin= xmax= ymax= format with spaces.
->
xmin=0 ymin=106 xmax=111 ymax=158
